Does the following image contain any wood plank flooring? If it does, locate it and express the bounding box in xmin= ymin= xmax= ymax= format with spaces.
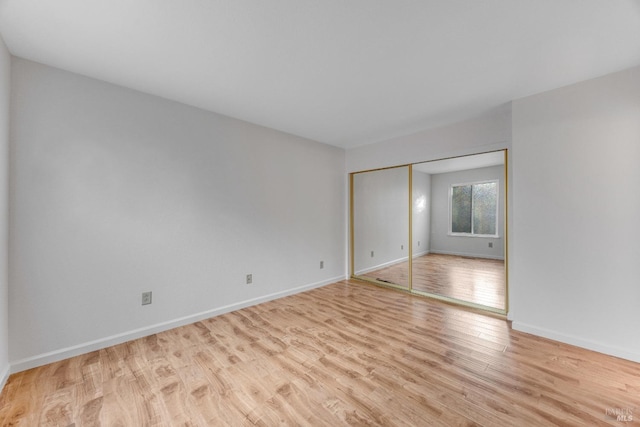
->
xmin=1 ymin=280 xmax=638 ymax=426
xmin=362 ymin=253 xmax=506 ymax=310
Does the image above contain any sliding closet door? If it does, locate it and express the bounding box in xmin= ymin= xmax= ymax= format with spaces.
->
xmin=411 ymin=152 xmax=507 ymax=312
xmin=351 ymin=151 xmax=508 ymax=315
xmin=352 ymin=166 xmax=410 ymax=290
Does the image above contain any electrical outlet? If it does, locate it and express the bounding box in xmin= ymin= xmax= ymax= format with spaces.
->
xmin=488 ymin=242 xmax=493 ymax=248
xmin=371 ymin=251 xmax=374 ymax=257
xmin=401 ymin=245 xmax=404 ymax=250
xmin=320 ymin=261 xmax=324 ymax=269
xmin=142 ymin=291 xmax=152 ymax=306
xmin=246 ymin=274 xmax=252 ymax=284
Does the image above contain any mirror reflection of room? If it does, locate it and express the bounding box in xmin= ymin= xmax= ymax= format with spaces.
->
xmin=351 ymin=151 xmax=506 ymax=313
xmin=352 ymin=166 xmax=409 ymax=289
xmin=412 ymin=151 xmax=505 ymax=310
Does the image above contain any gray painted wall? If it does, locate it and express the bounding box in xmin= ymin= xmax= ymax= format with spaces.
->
xmin=346 ymin=104 xmax=511 ymax=173
xmin=430 ymin=165 xmax=505 ymax=259
xmin=0 ymin=37 xmax=10 ymax=388
xmin=412 ymin=171 xmax=431 ymax=256
xmin=9 ymin=59 xmax=346 ymax=370
xmin=511 ymin=65 xmax=640 ymax=362
xmin=353 ymin=166 xmax=409 ymax=274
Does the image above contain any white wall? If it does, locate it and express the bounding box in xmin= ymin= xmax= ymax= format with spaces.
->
xmin=0 ymin=37 xmax=10 ymax=389
xmin=9 ymin=59 xmax=346 ymax=371
xmin=412 ymin=171 xmax=431 ymax=256
xmin=346 ymin=104 xmax=511 ymax=173
xmin=430 ymin=166 xmax=505 ymax=259
xmin=353 ymin=166 xmax=409 ymax=274
xmin=511 ymin=66 xmax=640 ymax=362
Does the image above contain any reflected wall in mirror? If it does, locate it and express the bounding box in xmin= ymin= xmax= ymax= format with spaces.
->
xmin=352 ymin=166 xmax=409 ymax=289
xmin=412 ymin=151 xmax=506 ymax=311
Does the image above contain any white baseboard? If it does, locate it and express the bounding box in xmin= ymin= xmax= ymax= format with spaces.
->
xmin=356 ymin=252 xmax=432 ymax=275
xmin=430 ymin=249 xmax=504 ymax=260
xmin=10 ymin=275 xmax=344 ymax=374
xmin=354 ymin=256 xmax=408 ymax=276
xmin=0 ymin=363 xmax=9 ymax=394
xmin=412 ymin=250 xmax=430 ymax=258
xmin=512 ymin=321 xmax=640 ymax=363
xmin=354 ymin=250 xmax=501 ymax=276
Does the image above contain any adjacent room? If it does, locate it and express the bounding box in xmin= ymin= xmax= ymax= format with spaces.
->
xmin=0 ymin=1 xmax=639 ymax=425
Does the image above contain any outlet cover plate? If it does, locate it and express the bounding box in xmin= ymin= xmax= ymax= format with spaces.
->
xmin=142 ymin=291 xmax=152 ymax=305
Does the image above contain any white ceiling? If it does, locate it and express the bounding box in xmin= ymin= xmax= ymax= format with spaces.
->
xmin=1 ymin=1 xmax=639 ymax=148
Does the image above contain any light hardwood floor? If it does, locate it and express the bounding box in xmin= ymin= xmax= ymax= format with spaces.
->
xmin=1 ymin=280 xmax=638 ymax=426
xmin=362 ymin=253 xmax=506 ymax=310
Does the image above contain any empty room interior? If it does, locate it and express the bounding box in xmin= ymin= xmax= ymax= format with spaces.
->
xmin=0 ymin=1 xmax=639 ymax=425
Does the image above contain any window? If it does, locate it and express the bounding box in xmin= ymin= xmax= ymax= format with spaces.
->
xmin=450 ymin=180 xmax=498 ymax=237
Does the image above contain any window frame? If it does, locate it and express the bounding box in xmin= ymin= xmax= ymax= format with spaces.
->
xmin=448 ymin=179 xmax=499 ymax=238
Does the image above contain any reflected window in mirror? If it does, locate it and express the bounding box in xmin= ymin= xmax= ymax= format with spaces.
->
xmin=450 ymin=180 xmax=498 ymax=237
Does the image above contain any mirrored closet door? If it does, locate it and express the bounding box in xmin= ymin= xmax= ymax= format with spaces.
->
xmin=352 ymin=165 xmax=410 ymax=290
xmin=411 ymin=151 xmax=506 ymax=312
xmin=351 ymin=151 xmax=507 ymax=314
